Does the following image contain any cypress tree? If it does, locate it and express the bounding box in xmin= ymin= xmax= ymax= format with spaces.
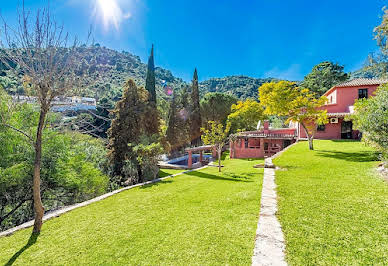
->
xmin=144 ymin=44 xmax=160 ymax=136
xmin=166 ymin=93 xmax=178 ymax=151
xmin=145 ymin=44 xmax=156 ymax=104
xmin=190 ymin=68 xmax=202 ymax=146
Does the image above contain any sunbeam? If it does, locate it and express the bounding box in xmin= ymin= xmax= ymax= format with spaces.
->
xmin=94 ymin=0 xmax=131 ymax=31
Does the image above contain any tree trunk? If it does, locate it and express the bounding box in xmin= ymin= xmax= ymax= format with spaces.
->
xmin=137 ymin=163 xmax=143 ymax=184
xmin=32 ymin=109 xmax=47 ymax=233
xmin=308 ymin=137 xmax=314 ymax=150
xmin=218 ymin=148 xmax=222 ymax=172
xmin=301 ymin=123 xmax=314 ymax=151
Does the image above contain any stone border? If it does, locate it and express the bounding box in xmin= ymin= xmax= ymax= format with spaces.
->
xmin=270 ymin=141 xmax=299 ymax=160
xmin=0 ymin=166 xmax=208 ymax=238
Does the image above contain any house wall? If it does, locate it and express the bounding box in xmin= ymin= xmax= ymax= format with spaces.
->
xmin=299 ymin=120 xmax=342 ymax=139
xmin=323 ymin=85 xmax=379 ymax=113
xmin=298 ymin=84 xmax=380 ymax=140
xmin=230 ymin=138 xmax=264 ymax=159
xmin=230 ymin=137 xmax=295 ymax=159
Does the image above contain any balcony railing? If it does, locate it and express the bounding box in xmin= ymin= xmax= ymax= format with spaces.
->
xmin=238 ymin=132 xmax=297 ymax=139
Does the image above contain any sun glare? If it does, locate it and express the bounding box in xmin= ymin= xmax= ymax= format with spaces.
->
xmin=95 ymin=0 xmax=130 ymax=31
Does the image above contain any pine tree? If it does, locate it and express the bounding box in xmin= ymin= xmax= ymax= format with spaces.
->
xmin=107 ymin=79 xmax=144 ymax=180
xmin=144 ymin=44 xmax=160 ymax=136
xmin=190 ymin=68 xmax=202 ymax=146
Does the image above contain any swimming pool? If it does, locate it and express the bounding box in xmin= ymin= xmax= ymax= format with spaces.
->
xmin=163 ymin=154 xmax=213 ymax=169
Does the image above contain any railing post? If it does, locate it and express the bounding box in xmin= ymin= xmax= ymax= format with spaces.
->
xmin=188 ymin=151 xmax=192 ymax=168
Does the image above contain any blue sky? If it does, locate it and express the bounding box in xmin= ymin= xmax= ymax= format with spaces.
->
xmin=0 ymin=0 xmax=385 ymax=81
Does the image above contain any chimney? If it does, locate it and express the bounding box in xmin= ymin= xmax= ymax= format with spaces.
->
xmin=263 ymin=120 xmax=270 ymax=133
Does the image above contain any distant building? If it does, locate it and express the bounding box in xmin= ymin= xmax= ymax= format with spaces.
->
xmin=12 ymin=95 xmax=97 ymax=112
xmin=297 ymin=78 xmax=388 ymax=140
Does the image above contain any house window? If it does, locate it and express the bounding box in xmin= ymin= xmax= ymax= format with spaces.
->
xmin=358 ymin=88 xmax=368 ymax=99
xmin=317 ymin=124 xmax=326 ymax=131
xmin=245 ymin=139 xmax=249 ymax=148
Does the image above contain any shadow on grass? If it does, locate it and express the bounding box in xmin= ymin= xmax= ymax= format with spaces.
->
xmin=222 ymin=172 xmax=256 ymax=179
xmin=330 ymin=139 xmax=360 ymax=143
xmin=159 ymin=170 xmax=181 ymax=178
xmin=139 ymin=180 xmax=173 ymax=189
xmin=6 ymin=232 xmax=39 ymax=266
xmin=185 ymin=171 xmax=252 ymax=182
xmin=316 ymin=150 xmax=379 ymax=162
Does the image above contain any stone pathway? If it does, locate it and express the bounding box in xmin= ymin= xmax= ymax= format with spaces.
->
xmin=252 ymin=157 xmax=287 ymax=266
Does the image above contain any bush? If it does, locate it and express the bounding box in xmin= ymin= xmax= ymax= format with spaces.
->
xmin=0 ymin=125 xmax=110 ymax=230
xmin=352 ymin=84 xmax=388 ymax=162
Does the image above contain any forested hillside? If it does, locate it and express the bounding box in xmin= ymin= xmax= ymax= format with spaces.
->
xmin=0 ymin=45 xmax=278 ymax=101
xmin=199 ymin=76 xmax=279 ymax=99
xmin=0 ymin=45 xmax=186 ymax=99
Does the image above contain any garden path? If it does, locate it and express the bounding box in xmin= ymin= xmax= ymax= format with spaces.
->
xmin=252 ymin=157 xmax=287 ymax=266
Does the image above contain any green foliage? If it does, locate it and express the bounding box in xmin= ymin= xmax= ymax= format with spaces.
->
xmin=352 ymin=8 xmax=388 ymax=79
xmin=351 ymin=52 xmax=388 ymax=79
xmin=190 ymin=69 xmax=202 ymax=146
xmin=55 ymin=154 xmax=108 ymax=198
xmin=227 ymin=99 xmax=266 ymax=132
xmin=107 ymin=80 xmax=144 ymax=180
xmin=0 ymin=88 xmax=109 ymax=231
xmin=201 ymin=121 xmax=230 ymax=172
xmin=268 ymin=115 xmax=288 ymax=128
xmin=200 ymin=92 xmax=237 ymax=126
xmin=145 ymin=45 xmax=156 ymax=104
xmin=133 ymin=136 xmax=164 ymax=182
xmin=351 ymin=84 xmax=388 ymax=161
xmin=143 ymin=45 xmax=160 ymax=136
xmin=374 ymin=7 xmax=388 ymax=53
xmin=108 ymin=79 xmax=162 ymax=185
xmin=301 ymin=61 xmax=348 ymax=96
xmin=201 ymin=121 xmax=231 ymax=147
xmin=166 ymin=91 xmax=190 ymax=154
xmin=200 ymin=75 xmax=279 ymax=100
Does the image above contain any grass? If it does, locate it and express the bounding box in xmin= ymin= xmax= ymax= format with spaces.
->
xmin=273 ymin=140 xmax=388 ymax=265
xmin=158 ymin=168 xmax=185 ymax=178
xmin=0 ymin=155 xmax=263 ymax=265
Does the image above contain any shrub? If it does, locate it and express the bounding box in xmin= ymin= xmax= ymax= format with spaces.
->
xmin=352 ymin=84 xmax=388 ymax=162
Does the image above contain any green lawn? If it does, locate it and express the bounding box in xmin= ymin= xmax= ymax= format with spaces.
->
xmin=274 ymin=140 xmax=388 ymax=265
xmin=158 ymin=168 xmax=185 ymax=178
xmin=0 ymin=156 xmax=263 ymax=265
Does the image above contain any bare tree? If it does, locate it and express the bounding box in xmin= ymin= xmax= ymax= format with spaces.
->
xmin=0 ymin=3 xmax=84 ymax=233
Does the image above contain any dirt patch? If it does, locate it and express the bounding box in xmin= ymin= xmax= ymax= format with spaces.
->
xmin=377 ymin=163 xmax=388 ymax=182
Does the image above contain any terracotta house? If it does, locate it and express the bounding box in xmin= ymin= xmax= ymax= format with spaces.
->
xmin=230 ymin=121 xmax=297 ymax=159
xmin=230 ymin=78 xmax=387 ymax=159
xmin=298 ymin=78 xmax=387 ymax=140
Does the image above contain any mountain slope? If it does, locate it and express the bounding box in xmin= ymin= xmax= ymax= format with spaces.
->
xmin=200 ymin=76 xmax=278 ymax=100
xmin=0 ymin=46 xmax=277 ymax=101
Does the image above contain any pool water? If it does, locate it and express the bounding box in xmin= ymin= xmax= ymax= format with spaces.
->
xmin=167 ymin=154 xmax=212 ymax=166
